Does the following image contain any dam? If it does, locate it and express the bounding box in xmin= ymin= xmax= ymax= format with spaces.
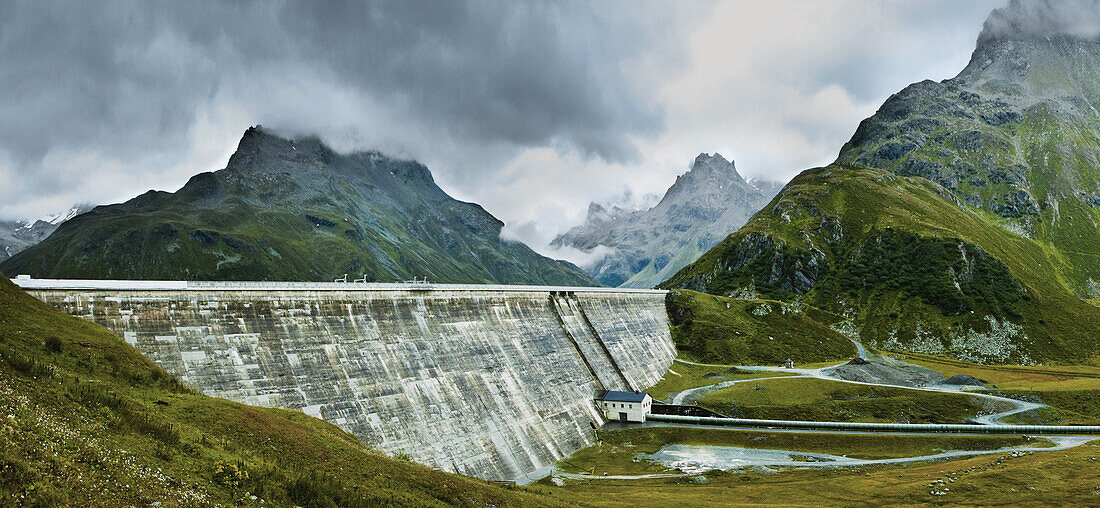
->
xmin=13 ymin=277 xmax=676 ymax=482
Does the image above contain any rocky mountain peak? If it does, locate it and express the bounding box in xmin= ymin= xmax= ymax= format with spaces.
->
xmin=224 ymin=127 xmax=436 ymax=188
xmin=552 ymin=152 xmax=778 ymax=288
xmin=662 ymin=152 xmax=751 ymax=204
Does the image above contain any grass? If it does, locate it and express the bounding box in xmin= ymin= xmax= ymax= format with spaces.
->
xmin=555 ymin=427 xmax=1054 ymax=475
xmin=547 ymin=439 xmax=1100 ymax=506
xmin=0 ymin=275 xmax=570 ymax=507
xmin=998 ymin=390 xmax=1100 ymax=425
xmin=895 ymin=351 xmax=1100 ymax=391
xmin=665 ymin=290 xmax=856 ymax=365
xmin=644 ymin=361 xmax=796 ymax=402
xmin=694 ymin=377 xmax=1008 ymax=423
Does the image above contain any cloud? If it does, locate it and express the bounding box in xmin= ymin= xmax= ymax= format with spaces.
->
xmin=981 ymin=0 xmax=1100 ymax=42
xmin=0 ymin=0 xmax=693 ymax=219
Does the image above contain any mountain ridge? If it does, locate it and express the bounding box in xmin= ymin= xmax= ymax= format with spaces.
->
xmin=0 ymin=127 xmax=596 ymax=285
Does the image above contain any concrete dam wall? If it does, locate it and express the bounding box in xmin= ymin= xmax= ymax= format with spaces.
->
xmin=17 ymin=278 xmax=675 ymax=482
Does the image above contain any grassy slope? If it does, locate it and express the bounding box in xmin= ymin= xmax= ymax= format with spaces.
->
xmin=663 ymin=165 xmax=1100 ymax=364
xmin=835 ymin=44 xmax=1100 ymax=295
xmin=665 ymin=290 xmax=855 ymax=365
xmin=694 ymin=377 xmax=1005 ymax=424
xmin=0 ymin=275 xmax=569 ymax=507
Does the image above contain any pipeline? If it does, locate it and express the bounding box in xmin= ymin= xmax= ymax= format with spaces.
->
xmin=647 ymin=413 xmax=1100 ymax=435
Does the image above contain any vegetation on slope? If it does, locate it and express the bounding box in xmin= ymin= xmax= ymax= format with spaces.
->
xmin=664 ymin=26 xmax=1100 ymax=366
xmin=665 ymin=290 xmax=854 ymax=365
xmin=662 ymin=166 xmax=1100 ymax=364
xmin=0 ymin=275 xmax=566 ymax=507
xmin=835 ymin=35 xmax=1100 ymax=295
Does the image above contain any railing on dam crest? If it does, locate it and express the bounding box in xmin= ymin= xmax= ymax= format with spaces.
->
xmin=11 ymin=275 xmax=668 ymax=294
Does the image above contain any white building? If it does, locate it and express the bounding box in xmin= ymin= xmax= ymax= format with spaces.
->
xmin=596 ymin=390 xmax=652 ymax=423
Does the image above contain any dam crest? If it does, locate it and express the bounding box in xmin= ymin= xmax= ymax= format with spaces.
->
xmin=15 ymin=277 xmax=676 ymax=482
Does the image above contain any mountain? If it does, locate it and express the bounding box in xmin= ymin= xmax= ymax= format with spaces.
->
xmin=0 ymin=127 xmax=596 ymax=285
xmin=552 ymin=153 xmax=780 ymax=288
xmin=0 ymin=204 xmax=91 ymax=261
xmin=835 ymin=3 xmax=1100 ymax=295
xmin=663 ymin=1 xmax=1100 ymax=365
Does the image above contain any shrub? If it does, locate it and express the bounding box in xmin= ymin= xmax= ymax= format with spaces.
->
xmin=213 ymin=460 xmax=249 ymax=489
xmin=43 ymin=337 xmax=62 ymax=354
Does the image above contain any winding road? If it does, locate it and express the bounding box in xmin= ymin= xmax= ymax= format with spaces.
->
xmin=669 ymin=343 xmax=1042 ymax=425
xmin=561 ymin=343 xmax=1096 ymax=481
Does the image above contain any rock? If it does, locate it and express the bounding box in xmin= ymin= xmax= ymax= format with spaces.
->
xmin=692 ymin=475 xmax=710 ymax=485
xmin=847 ymin=357 xmax=870 ymax=365
xmin=551 ymin=477 xmax=565 ymax=487
xmin=750 ymin=466 xmax=778 ymax=475
xmin=944 ymin=374 xmax=985 ymax=386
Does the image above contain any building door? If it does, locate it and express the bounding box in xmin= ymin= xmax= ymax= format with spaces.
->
xmin=618 ymin=412 xmax=628 ymax=422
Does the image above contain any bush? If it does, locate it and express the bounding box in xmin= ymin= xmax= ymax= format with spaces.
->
xmin=43 ymin=337 xmax=62 ymax=354
xmin=213 ymin=460 xmax=249 ymax=489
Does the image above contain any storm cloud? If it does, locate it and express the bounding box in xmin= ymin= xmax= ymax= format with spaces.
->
xmin=0 ymin=0 xmax=688 ymax=218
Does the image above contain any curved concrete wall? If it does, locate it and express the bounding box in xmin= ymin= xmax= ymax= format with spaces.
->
xmin=24 ymin=283 xmax=674 ymax=482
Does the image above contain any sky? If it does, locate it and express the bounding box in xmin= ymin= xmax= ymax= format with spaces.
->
xmin=0 ymin=0 xmax=1011 ymax=261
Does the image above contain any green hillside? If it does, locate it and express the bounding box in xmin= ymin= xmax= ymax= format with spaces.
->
xmin=662 ymin=165 xmax=1100 ymax=364
xmin=666 ymin=289 xmax=855 ymax=365
xmin=0 ymin=275 xmax=566 ymax=507
xmin=836 ymin=34 xmax=1100 ymax=295
xmin=0 ymin=127 xmax=595 ymax=286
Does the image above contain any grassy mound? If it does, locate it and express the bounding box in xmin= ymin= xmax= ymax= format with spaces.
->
xmin=896 ymin=352 xmax=1100 ymax=425
xmin=694 ymin=377 xmax=1006 ymax=424
xmin=665 ymin=290 xmax=855 ymax=365
xmin=0 ymin=275 xmax=565 ymax=507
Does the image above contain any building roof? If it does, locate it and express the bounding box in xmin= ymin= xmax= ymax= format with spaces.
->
xmin=599 ymin=390 xmax=649 ymax=402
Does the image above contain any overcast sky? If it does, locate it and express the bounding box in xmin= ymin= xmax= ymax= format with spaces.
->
xmin=0 ymin=0 xmax=1007 ymax=259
